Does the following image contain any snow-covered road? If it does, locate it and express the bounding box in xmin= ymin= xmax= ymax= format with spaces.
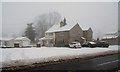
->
xmin=0 ymin=45 xmax=119 ymax=68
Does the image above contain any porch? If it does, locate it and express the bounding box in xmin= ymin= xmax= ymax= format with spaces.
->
xmin=39 ymin=37 xmax=54 ymax=47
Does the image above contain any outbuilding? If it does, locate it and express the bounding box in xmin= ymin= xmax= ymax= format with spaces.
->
xmin=0 ymin=37 xmax=14 ymax=47
xmin=101 ymin=31 xmax=120 ymax=45
xmin=14 ymin=37 xmax=31 ymax=47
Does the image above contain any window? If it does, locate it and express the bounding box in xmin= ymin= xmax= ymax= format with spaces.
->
xmin=46 ymin=33 xmax=53 ymax=36
xmin=60 ymin=32 xmax=64 ymax=36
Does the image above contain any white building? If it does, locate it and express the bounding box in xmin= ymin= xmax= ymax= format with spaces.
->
xmin=101 ymin=31 xmax=120 ymax=45
xmin=14 ymin=37 xmax=31 ymax=47
xmin=0 ymin=37 xmax=14 ymax=47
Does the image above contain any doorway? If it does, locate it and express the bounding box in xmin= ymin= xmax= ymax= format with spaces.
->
xmin=14 ymin=43 xmax=19 ymax=47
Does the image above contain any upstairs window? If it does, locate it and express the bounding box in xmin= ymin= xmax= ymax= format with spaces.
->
xmin=46 ymin=33 xmax=53 ymax=36
xmin=60 ymin=32 xmax=64 ymax=37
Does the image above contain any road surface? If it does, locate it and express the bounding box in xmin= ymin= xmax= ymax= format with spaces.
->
xmin=19 ymin=54 xmax=119 ymax=71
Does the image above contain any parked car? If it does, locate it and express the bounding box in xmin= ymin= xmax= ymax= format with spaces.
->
xmin=96 ymin=41 xmax=109 ymax=47
xmin=69 ymin=42 xmax=81 ymax=48
xmin=82 ymin=41 xmax=96 ymax=48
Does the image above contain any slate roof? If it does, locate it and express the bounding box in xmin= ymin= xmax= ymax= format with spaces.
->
xmin=0 ymin=37 xmax=13 ymax=41
xmin=45 ymin=23 xmax=78 ymax=33
xmin=102 ymin=32 xmax=119 ymax=39
xmin=15 ymin=37 xmax=30 ymax=41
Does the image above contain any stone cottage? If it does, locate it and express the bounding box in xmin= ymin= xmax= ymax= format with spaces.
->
xmin=39 ymin=18 xmax=93 ymax=47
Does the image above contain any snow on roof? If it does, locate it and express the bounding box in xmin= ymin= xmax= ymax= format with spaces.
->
xmin=0 ymin=45 xmax=118 ymax=68
xmin=82 ymin=28 xmax=88 ymax=31
xmin=102 ymin=32 xmax=119 ymax=39
xmin=81 ymin=37 xmax=85 ymax=39
xmin=45 ymin=23 xmax=77 ymax=33
xmin=82 ymin=27 xmax=89 ymax=31
xmin=15 ymin=37 xmax=30 ymax=40
xmin=0 ymin=37 xmax=13 ymax=41
xmin=102 ymin=35 xmax=118 ymax=39
xmin=39 ymin=37 xmax=53 ymax=40
xmin=89 ymin=42 xmax=96 ymax=44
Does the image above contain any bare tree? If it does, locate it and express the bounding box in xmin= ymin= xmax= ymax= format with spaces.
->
xmin=34 ymin=12 xmax=61 ymax=40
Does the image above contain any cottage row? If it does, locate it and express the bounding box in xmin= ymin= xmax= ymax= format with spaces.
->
xmin=1 ymin=18 xmax=93 ymax=48
xmin=1 ymin=18 xmax=119 ymax=48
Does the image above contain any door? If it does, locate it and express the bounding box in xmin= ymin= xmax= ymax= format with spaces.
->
xmin=14 ymin=43 xmax=19 ymax=47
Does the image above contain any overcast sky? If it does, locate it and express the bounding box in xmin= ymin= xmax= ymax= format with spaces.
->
xmin=1 ymin=2 xmax=118 ymax=39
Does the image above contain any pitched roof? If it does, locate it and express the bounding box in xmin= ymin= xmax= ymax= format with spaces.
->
xmin=0 ymin=37 xmax=13 ymax=41
xmin=102 ymin=35 xmax=118 ymax=39
xmin=82 ymin=27 xmax=92 ymax=31
xmin=39 ymin=37 xmax=53 ymax=40
xmin=82 ymin=28 xmax=89 ymax=31
xmin=45 ymin=23 xmax=78 ymax=33
xmin=15 ymin=37 xmax=30 ymax=41
xmin=102 ymin=32 xmax=119 ymax=39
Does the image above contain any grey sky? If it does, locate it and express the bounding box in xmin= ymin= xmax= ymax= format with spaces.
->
xmin=0 ymin=2 xmax=2 ymax=37
xmin=2 ymin=2 xmax=118 ymax=39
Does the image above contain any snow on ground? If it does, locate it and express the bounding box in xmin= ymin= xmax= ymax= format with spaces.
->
xmin=0 ymin=45 xmax=119 ymax=68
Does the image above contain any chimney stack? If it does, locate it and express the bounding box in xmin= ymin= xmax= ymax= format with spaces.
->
xmin=60 ymin=21 xmax=64 ymax=27
xmin=60 ymin=18 xmax=67 ymax=27
xmin=63 ymin=18 xmax=66 ymax=25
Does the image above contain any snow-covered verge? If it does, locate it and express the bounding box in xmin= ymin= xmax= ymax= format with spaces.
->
xmin=0 ymin=45 xmax=119 ymax=69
